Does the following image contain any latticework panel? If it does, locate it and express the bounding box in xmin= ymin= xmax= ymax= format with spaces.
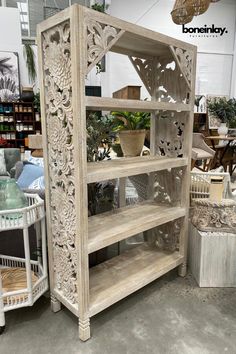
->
xmin=153 ymin=167 xmax=183 ymax=206
xmin=42 ymin=21 xmax=78 ymax=304
xmin=155 ymin=111 xmax=188 ymax=158
xmin=147 ymin=218 xmax=183 ymax=252
xmin=129 ymin=56 xmax=189 ymax=103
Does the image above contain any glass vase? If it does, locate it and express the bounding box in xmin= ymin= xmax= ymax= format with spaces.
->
xmin=0 ymin=179 xmax=28 ymax=217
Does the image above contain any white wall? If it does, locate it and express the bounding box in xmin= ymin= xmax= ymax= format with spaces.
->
xmin=103 ymin=0 xmax=236 ymax=98
xmin=0 ymin=7 xmax=32 ymax=89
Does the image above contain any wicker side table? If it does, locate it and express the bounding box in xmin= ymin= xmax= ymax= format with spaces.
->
xmin=0 ymin=194 xmax=48 ymax=334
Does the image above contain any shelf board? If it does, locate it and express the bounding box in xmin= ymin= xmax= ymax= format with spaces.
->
xmin=87 ymin=156 xmax=187 ymax=184
xmin=89 ymin=243 xmax=183 ymax=316
xmin=85 ymin=96 xmax=191 ymax=112
xmin=0 ymin=130 xmax=15 ymax=133
xmin=88 ymin=201 xmax=185 ymax=254
xmin=15 ymin=112 xmax=33 ymax=114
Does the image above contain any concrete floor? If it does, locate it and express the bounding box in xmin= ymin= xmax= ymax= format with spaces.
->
xmin=1 ymin=270 xmax=236 ymax=354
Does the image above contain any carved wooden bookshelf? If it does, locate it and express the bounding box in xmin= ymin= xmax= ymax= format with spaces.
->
xmin=37 ymin=4 xmax=196 ymax=341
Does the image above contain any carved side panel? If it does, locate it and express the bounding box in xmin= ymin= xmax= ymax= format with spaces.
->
xmin=155 ymin=57 xmax=189 ymax=103
xmin=42 ymin=21 xmax=78 ymax=304
xmin=155 ymin=111 xmax=188 ymax=158
xmin=153 ymin=167 xmax=183 ymax=206
xmin=129 ymin=57 xmax=155 ymax=95
xmin=172 ymin=47 xmax=193 ymax=88
xmin=87 ymin=19 xmax=123 ymax=71
xmin=147 ymin=219 xmax=182 ymax=252
xmin=130 ymin=56 xmax=188 ymax=103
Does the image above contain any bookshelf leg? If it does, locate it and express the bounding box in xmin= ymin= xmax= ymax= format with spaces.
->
xmin=178 ymin=262 xmax=187 ymax=277
xmin=78 ymin=317 xmax=90 ymax=341
xmin=51 ymin=293 xmax=61 ymax=313
xmin=0 ymin=309 xmax=5 ymax=335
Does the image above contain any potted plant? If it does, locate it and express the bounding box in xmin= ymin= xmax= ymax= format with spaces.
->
xmin=207 ymin=97 xmax=236 ymax=136
xmin=111 ymin=111 xmax=150 ymax=157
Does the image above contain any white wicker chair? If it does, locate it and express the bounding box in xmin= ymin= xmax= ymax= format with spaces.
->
xmin=190 ymin=170 xmax=234 ymax=205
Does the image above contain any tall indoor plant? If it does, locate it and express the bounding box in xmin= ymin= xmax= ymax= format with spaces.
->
xmin=111 ymin=111 xmax=150 ymax=157
xmin=207 ymin=97 xmax=236 ymax=135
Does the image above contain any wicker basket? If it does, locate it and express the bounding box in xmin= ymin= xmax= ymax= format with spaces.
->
xmin=171 ymin=0 xmax=194 ymax=25
xmin=2 ymin=267 xmax=38 ymax=292
xmin=188 ymin=0 xmax=210 ymax=16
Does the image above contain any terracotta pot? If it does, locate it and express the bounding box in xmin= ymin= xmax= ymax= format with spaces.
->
xmin=119 ymin=129 xmax=146 ymax=157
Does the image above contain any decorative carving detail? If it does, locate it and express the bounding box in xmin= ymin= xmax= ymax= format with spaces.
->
xmin=191 ymin=199 xmax=236 ymax=233
xmin=42 ymin=21 xmax=78 ymax=304
xmin=154 ymin=168 xmax=183 ymax=205
xmin=155 ymin=111 xmax=187 ymax=158
xmin=129 ymin=57 xmax=154 ymax=95
xmin=130 ymin=56 xmax=188 ymax=103
xmin=156 ymin=58 xmax=188 ymax=103
xmin=173 ymin=47 xmax=193 ymax=87
xmin=148 ymin=219 xmax=182 ymax=252
xmin=87 ymin=20 xmax=121 ymax=68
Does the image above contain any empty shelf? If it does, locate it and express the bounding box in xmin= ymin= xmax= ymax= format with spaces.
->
xmin=87 ymin=156 xmax=187 ymax=184
xmin=88 ymin=201 xmax=186 ymax=253
xmin=89 ymin=243 xmax=183 ymax=316
xmin=86 ymin=96 xmax=191 ymax=112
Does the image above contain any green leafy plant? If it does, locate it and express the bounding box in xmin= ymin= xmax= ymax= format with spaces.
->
xmin=91 ymin=2 xmax=109 ymax=13
xmin=207 ymin=97 xmax=236 ymax=127
xmin=86 ymin=112 xmax=114 ymax=216
xmin=111 ymin=111 xmax=150 ymax=131
xmin=23 ymin=44 xmax=36 ymax=83
xmin=33 ymin=91 xmax=40 ymax=114
xmin=86 ymin=112 xmax=113 ymax=162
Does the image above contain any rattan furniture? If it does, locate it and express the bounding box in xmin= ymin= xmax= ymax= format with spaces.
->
xmin=0 ymin=194 xmax=48 ymax=334
xmin=37 ymin=4 xmax=196 ymax=341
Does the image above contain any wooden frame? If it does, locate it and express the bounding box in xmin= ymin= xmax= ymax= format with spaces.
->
xmin=37 ymin=4 xmax=196 ymax=341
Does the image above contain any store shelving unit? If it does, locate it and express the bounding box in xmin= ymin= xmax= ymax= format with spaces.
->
xmin=0 ymin=102 xmax=41 ymax=148
xmin=37 ymin=4 xmax=196 ymax=341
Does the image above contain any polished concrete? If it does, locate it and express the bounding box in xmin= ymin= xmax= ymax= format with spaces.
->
xmin=1 ymin=270 xmax=236 ymax=354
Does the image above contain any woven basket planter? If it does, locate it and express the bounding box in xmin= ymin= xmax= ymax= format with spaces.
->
xmin=189 ymin=0 xmax=210 ymax=16
xmin=119 ymin=129 xmax=146 ymax=157
xmin=171 ymin=0 xmax=213 ymax=25
xmin=171 ymin=0 xmax=194 ymax=24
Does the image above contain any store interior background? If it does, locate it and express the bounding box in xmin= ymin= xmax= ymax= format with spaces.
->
xmin=0 ymin=0 xmax=235 ymax=99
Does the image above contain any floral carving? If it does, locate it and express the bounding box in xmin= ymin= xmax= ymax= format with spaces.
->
xmin=154 ymin=168 xmax=183 ymax=206
xmin=87 ymin=20 xmax=121 ymax=68
xmin=191 ymin=199 xmax=236 ymax=233
xmin=147 ymin=219 xmax=182 ymax=252
xmin=155 ymin=112 xmax=187 ymax=158
xmin=42 ymin=21 xmax=78 ymax=304
xmin=129 ymin=57 xmax=154 ymax=95
xmin=173 ymin=47 xmax=193 ymax=87
xmin=130 ymin=56 xmax=188 ymax=103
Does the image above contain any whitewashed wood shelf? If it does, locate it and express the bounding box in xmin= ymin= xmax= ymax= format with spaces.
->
xmin=89 ymin=243 xmax=183 ymax=316
xmin=86 ymin=96 xmax=191 ymax=112
xmin=38 ymin=4 xmax=196 ymax=341
xmin=87 ymin=156 xmax=188 ymax=184
xmin=88 ymin=202 xmax=186 ymax=253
